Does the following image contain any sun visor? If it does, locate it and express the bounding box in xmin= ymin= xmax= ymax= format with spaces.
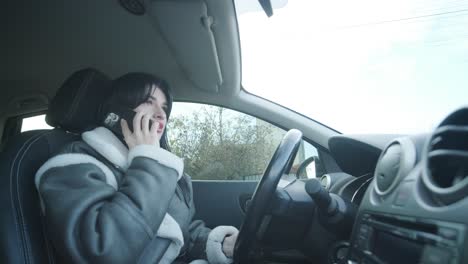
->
xmin=149 ymin=0 xmax=223 ymax=93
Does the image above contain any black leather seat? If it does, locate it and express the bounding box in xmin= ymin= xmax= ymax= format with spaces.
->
xmin=0 ymin=68 xmax=111 ymax=263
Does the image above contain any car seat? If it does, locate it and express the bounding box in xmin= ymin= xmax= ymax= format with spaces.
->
xmin=0 ymin=68 xmax=111 ymax=263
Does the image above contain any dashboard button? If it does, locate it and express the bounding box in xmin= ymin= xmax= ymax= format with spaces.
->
xmin=359 ymin=225 xmax=370 ymax=236
xmin=439 ymin=227 xmax=458 ymax=241
xmin=420 ymin=245 xmax=451 ymax=264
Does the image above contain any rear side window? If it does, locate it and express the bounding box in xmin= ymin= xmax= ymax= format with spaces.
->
xmin=21 ymin=114 xmax=52 ymax=132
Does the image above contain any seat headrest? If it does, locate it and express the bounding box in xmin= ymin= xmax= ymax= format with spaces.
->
xmin=46 ymin=68 xmax=111 ymax=133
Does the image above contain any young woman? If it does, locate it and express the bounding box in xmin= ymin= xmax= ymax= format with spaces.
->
xmin=35 ymin=73 xmax=238 ymax=264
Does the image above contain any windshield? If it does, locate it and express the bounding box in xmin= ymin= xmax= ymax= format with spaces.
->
xmin=235 ymin=0 xmax=468 ymax=134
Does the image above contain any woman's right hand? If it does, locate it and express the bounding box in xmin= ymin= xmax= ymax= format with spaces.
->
xmin=121 ymin=111 xmax=159 ymax=149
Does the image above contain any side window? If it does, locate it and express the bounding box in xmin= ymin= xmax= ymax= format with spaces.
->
xmin=1 ymin=114 xmax=52 ymax=150
xmin=168 ymin=103 xmax=323 ymax=181
xmin=21 ymin=114 xmax=52 ymax=132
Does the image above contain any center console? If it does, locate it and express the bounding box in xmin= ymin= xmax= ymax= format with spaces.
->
xmin=348 ymin=213 xmax=465 ymax=264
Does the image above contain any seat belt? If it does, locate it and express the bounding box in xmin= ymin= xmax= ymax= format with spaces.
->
xmin=137 ymin=236 xmax=172 ymax=264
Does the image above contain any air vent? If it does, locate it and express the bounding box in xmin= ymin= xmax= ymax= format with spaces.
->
xmin=422 ymin=107 xmax=468 ymax=205
xmin=374 ymin=138 xmax=416 ymax=195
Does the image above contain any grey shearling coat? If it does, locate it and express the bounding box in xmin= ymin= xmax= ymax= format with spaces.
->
xmin=35 ymin=126 xmax=212 ymax=264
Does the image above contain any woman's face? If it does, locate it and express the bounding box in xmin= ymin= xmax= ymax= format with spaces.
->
xmin=133 ymin=85 xmax=168 ymax=141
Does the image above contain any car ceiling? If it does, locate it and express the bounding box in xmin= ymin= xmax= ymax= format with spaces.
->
xmin=2 ymin=0 xmax=337 ymax=149
xmin=2 ymin=0 xmax=240 ymax=115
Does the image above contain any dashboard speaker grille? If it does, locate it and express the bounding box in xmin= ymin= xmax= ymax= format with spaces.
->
xmin=119 ymin=0 xmax=145 ymax=15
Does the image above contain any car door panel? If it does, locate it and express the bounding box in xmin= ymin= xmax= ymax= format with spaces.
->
xmin=191 ymin=181 xmax=258 ymax=228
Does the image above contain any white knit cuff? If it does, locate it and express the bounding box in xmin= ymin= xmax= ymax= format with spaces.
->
xmin=189 ymin=260 xmax=209 ymax=264
xmin=206 ymin=226 xmax=238 ymax=264
xmin=128 ymin=145 xmax=184 ymax=179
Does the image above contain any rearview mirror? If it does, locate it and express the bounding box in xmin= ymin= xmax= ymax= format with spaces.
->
xmin=235 ymin=0 xmax=288 ymax=16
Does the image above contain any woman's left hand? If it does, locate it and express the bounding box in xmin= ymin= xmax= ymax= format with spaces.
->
xmin=222 ymin=230 xmax=238 ymax=258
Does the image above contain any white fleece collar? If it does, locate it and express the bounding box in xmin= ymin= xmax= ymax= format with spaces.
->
xmin=82 ymin=127 xmax=129 ymax=169
xmin=82 ymin=127 xmax=184 ymax=180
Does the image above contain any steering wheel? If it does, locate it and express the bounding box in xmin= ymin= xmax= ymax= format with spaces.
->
xmin=234 ymin=129 xmax=303 ymax=263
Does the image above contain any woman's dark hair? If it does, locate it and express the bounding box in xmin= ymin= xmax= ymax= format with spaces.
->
xmin=103 ymin=72 xmax=173 ymax=150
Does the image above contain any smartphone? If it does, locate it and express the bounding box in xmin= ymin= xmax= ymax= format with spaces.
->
xmin=102 ymin=104 xmax=135 ymax=136
xmin=102 ymin=103 xmax=157 ymax=136
xmin=102 ymin=104 xmax=139 ymax=136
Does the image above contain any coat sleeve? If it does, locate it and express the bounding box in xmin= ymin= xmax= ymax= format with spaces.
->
xmin=36 ymin=144 xmax=183 ymax=264
xmin=187 ymin=218 xmax=211 ymax=260
xmin=178 ymin=175 xmax=211 ymax=260
xmin=186 ymin=209 xmax=238 ymax=264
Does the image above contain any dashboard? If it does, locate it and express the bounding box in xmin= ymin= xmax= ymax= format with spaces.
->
xmin=325 ymin=107 xmax=468 ymax=264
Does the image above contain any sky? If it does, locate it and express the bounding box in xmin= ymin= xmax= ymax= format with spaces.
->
xmin=235 ymin=0 xmax=468 ymax=134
